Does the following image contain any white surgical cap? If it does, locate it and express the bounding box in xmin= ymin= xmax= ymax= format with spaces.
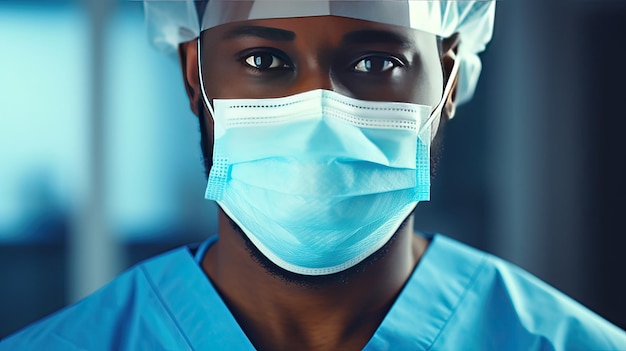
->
xmin=144 ymin=0 xmax=495 ymax=104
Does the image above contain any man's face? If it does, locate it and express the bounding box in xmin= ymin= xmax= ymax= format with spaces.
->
xmin=198 ymin=15 xmax=444 ymax=109
xmin=182 ymin=14 xmax=453 ymax=282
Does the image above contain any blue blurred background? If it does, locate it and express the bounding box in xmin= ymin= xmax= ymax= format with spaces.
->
xmin=1 ymin=0 xmax=625 ymax=337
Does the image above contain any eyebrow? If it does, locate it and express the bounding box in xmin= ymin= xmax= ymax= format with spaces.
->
xmin=223 ymin=25 xmax=296 ymax=41
xmin=341 ymin=30 xmax=412 ymax=47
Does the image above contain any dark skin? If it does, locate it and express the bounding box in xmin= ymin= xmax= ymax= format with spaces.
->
xmin=179 ymin=15 xmax=459 ymax=351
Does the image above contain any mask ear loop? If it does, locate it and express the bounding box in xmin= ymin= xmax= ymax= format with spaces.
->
xmin=423 ymin=51 xmax=459 ymax=139
xmin=197 ymin=36 xmax=216 ymax=118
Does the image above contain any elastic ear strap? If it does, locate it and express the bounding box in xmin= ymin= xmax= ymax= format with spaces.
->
xmin=423 ymin=51 xmax=460 ymax=133
xmin=197 ymin=37 xmax=216 ymax=118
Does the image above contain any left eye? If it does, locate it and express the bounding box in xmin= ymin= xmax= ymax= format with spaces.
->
xmin=244 ymin=53 xmax=290 ymax=70
xmin=353 ymin=57 xmax=400 ymax=73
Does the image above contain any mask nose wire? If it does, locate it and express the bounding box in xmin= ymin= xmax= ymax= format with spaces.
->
xmin=422 ymin=51 xmax=460 ymax=133
xmin=198 ymin=36 xmax=216 ymax=118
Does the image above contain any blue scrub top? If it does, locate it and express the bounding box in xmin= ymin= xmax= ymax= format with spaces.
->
xmin=2 ymin=234 xmax=625 ymax=350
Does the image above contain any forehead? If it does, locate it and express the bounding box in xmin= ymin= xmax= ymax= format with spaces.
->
xmin=201 ymin=15 xmax=439 ymax=52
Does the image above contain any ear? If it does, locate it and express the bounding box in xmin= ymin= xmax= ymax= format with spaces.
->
xmin=178 ymin=39 xmax=202 ymax=116
xmin=440 ymin=33 xmax=460 ymax=120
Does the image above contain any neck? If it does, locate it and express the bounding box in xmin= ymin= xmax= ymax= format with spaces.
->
xmin=202 ymin=209 xmax=428 ymax=351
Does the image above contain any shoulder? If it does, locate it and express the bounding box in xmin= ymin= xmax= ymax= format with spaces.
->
xmin=0 ymin=246 xmax=197 ymax=350
xmin=429 ymin=235 xmax=626 ymax=350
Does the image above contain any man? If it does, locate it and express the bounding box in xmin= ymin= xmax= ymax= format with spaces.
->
xmin=2 ymin=1 xmax=625 ymax=350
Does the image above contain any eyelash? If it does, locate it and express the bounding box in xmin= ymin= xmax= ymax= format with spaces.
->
xmin=350 ymin=54 xmax=405 ymax=73
xmin=239 ymin=48 xmax=293 ymax=73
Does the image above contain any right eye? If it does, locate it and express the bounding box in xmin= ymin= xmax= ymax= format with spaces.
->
xmin=244 ymin=52 xmax=291 ymax=71
xmin=352 ymin=55 xmax=403 ymax=73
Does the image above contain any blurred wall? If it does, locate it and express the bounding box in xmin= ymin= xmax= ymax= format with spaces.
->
xmin=0 ymin=0 xmax=217 ymax=337
xmin=416 ymin=0 xmax=626 ymax=329
xmin=1 ymin=0 xmax=625 ymax=338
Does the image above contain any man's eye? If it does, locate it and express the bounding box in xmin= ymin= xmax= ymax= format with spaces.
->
xmin=353 ymin=56 xmax=401 ymax=73
xmin=244 ymin=53 xmax=290 ymax=70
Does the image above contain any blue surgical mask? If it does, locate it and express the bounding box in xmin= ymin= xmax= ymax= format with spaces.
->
xmin=202 ymin=88 xmax=446 ymax=275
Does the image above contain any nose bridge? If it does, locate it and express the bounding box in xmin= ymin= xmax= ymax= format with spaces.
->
xmin=291 ymin=22 xmax=348 ymax=95
xmin=296 ymin=56 xmax=335 ymax=93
